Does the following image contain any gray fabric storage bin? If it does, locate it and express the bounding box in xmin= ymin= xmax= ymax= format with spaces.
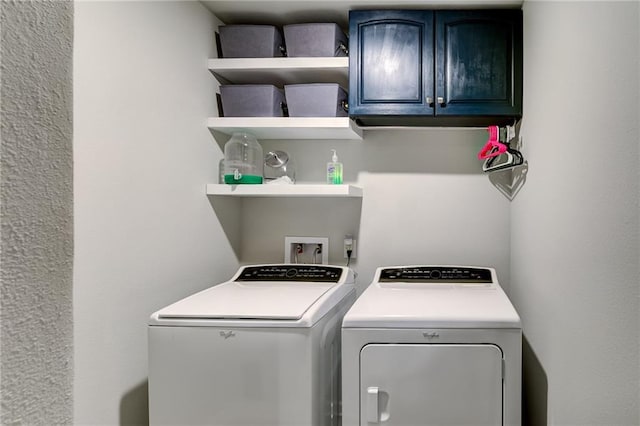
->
xmin=219 ymin=25 xmax=285 ymax=58
xmin=283 ymin=23 xmax=348 ymax=57
xmin=220 ymin=85 xmax=286 ymax=117
xmin=284 ymin=84 xmax=348 ymax=117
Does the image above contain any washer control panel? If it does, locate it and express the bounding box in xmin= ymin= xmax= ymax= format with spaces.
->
xmin=236 ymin=265 xmax=343 ymax=282
xmin=379 ymin=266 xmax=493 ymax=283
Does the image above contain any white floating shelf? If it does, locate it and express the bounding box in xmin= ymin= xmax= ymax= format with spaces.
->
xmin=208 ymin=57 xmax=349 ymax=86
xmin=207 ymin=117 xmax=363 ymax=140
xmin=206 ymin=183 xmax=363 ymax=198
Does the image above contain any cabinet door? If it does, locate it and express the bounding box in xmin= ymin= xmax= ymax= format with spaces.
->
xmin=360 ymin=344 xmax=503 ymax=425
xmin=349 ymin=10 xmax=434 ymax=117
xmin=435 ymin=10 xmax=523 ymax=117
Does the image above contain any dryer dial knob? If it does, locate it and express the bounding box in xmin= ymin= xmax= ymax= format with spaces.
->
xmin=285 ymin=268 xmax=298 ymax=278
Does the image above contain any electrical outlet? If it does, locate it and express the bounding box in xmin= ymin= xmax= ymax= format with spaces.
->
xmin=343 ymin=235 xmax=356 ymax=259
xmin=284 ymin=236 xmax=329 ymax=264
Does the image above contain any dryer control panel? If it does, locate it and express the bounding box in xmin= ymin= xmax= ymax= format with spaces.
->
xmin=236 ymin=265 xmax=343 ymax=282
xmin=379 ymin=266 xmax=493 ymax=283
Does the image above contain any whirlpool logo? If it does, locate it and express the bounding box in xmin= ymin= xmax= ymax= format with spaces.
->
xmin=219 ymin=330 xmax=236 ymax=339
xmin=422 ymin=331 xmax=440 ymax=340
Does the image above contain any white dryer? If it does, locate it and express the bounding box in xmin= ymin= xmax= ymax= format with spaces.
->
xmin=148 ymin=264 xmax=356 ymax=426
xmin=341 ymin=266 xmax=521 ymax=426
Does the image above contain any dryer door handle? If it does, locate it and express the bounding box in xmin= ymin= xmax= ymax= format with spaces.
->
xmin=366 ymin=387 xmax=380 ymax=423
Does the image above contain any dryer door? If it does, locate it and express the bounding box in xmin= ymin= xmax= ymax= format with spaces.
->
xmin=360 ymin=344 xmax=503 ymax=425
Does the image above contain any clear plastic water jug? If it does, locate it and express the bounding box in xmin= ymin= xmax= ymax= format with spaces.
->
xmin=223 ymin=132 xmax=263 ymax=184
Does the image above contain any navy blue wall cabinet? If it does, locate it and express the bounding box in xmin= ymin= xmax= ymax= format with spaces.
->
xmin=349 ymin=9 xmax=523 ymax=127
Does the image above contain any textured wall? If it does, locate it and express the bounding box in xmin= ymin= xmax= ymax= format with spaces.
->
xmin=0 ymin=1 xmax=74 ymax=424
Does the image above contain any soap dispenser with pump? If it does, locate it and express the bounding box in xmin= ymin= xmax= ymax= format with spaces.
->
xmin=326 ymin=149 xmax=343 ymax=184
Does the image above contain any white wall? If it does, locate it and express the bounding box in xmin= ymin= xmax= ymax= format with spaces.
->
xmin=513 ymin=1 xmax=639 ymax=424
xmin=73 ymin=2 xmax=238 ymax=424
xmin=254 ymin=129 xmax=512 ymax=294
xmin=0 ymin=2 xmax=73 ymax=424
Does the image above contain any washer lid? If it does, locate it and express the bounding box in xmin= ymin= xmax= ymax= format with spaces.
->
xmin=156 ymin=280 xmax=336 ymax=321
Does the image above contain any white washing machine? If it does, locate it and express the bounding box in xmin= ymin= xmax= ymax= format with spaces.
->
xmin=342 ymin=266 xmax=521 ymax=426
xmin=148 ymin=264 xmax=356 ymax=426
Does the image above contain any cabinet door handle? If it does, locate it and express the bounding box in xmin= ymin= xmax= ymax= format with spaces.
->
xmin=426 ymin=96 xmax=434 ymax=107
xmin=437 ymin=96 xmax=446 ymax=107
